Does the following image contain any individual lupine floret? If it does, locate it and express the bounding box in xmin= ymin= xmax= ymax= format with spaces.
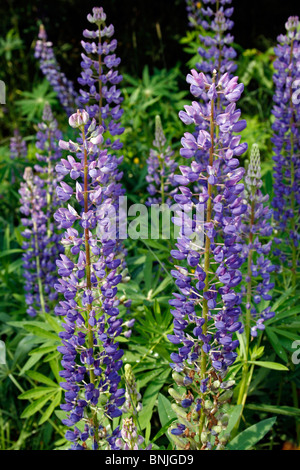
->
xmin=19 ymin=104 xmax=63 ymax=317
xmin=34 ymin=24 xmax=79 ymax=116
xmin=54 ymin=109 xmax=126 ymax=450
xmin=241 ymin=144 xmax=275 ymax=337
xmin=146 ymin=115 xmax=178 ymax=207
xmin=167 ymin=69 xmax=248 ymax=450
xmin=271 ymin=16 xmax=300 ymax=286
xmin=192 ymin=0 xmax=237 ymax=78
xmin=10 ymin=129 xmax=27 ymax=160
xmin=78 ymin=7 xmax=124 ymax=151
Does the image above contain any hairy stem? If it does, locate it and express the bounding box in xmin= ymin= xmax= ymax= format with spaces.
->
xmin=81 ymin=125 xmax=99 ymax=440
xmin=199 ymin=82 xmax=215 ymax=447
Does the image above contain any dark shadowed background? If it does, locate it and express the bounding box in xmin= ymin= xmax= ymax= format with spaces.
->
xmin=1 ymin=0 xmax=299 ymax=79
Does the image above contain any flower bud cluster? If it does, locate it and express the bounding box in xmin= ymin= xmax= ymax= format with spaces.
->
xmin=241 ymin=144 xmax=275 ymax=336
xmin=146 ymin=115 xmax=178 ymax=206
xmin=122 ymin=364 xmax=143 ymax=416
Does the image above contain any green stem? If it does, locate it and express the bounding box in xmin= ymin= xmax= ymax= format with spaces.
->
xmin=198 ymin=77 xmax=215 ymax=447
xmin=33 ymin=220 xmax=46 ymax=315
xmin=46 ymin=129 xmax=52 ymax=238
xmin=81 ymin=126 xmax=99 ymax=442
xmin=98 ymin=25 xmax=103 ymax=127
xmin=232 ymin=195 xmax=255 ymax=436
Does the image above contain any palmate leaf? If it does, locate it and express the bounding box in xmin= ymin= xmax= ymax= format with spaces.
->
xmin=15 ymin=79 xmax=57 ymax=121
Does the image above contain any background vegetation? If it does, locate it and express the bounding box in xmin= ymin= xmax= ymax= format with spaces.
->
xmin=0 ymin=0 xmax=299 ymax=451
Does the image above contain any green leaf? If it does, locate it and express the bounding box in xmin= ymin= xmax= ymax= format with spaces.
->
xmin=266 ymin=329 xmax=288 ymax=363
xmin=26 ymin=370 xmax=58 ymax=387
xmin=152 ymin=418 xmax=177 ymax=444
xmin=248 ymin=361 xmax=289 ymax=371
xmin=144 ymin=254 xmax=153 ymax=293
xmin=158 ymin=393 xmax=177 ymax=427
xmin=138 ymin=368 xmax=166 ymax=389
xmin=20 ymin=393 xmax=56 ymax=419
xmin=226 ymin=405 xmax=243 ymax=435
xmin=38 ymin=391 xmax=62 ymax=425
xmin=49 ymin=359 xmax=61 ymax=383
xmin=139 ymin=369 xmax=170 ymax=430
xmin=19 ymin=353 xmax=44 ymax=375
xmin=151 ymin=276 xmax=173 ymax=298
xmin=246 ymin=404 xmax=300 ymax=418
xmin=227 ymin=417 xmax=277 ymax=450
xmin=22 ymin=324 xmax=58 ymax=342
xmin=18 ymin=386 xmax=57 ymax=400
xmin=29 ymin=344 xmax=58 ymax=356
xmin=44 ymin=313 xmax=62 ymax=334
xmin=0 ymin=249 xmax=23 ymax=258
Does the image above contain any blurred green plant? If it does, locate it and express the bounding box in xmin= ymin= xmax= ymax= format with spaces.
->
xmin=15 ymin=80 xmax=57 ymax=122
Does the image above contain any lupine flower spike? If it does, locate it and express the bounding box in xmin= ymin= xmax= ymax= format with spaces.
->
xmin=19 ymin=104 xmax=63 ymax=317
xmin=10 ymin=129 xmax=27 ymax=160
xmin=168 ymin=69 xmax=247 ymax=450
xmin=54 ymin=109 xmax=126 ymax=450
xmin=35 ymin=24 xmax=79 ymax=116
xmin=146 ymin=115 xmax=178 ymax=206
xmin=78 ymin=7 xmax=124 ymax=150
xmin=78 ymin=7 xmax=130 ymax=303
xmin=271 ymin=16 xmax=300 ymax=287
xmin=186 ymin=0 xmax=236 ymax=79
xmin=241 ymin=144 xmax=275 ymax=337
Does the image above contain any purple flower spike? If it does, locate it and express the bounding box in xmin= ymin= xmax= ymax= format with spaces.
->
xmin=10 ymin=129 xmax=27 ymax=160
xmin=146 ymin=115 xmax=178 ymax=206
xmin=168 ymin=69 xmax=248 ymax=450
xmin=78 ymin=6 xmax=124 ymax=150
xmin=271 ymin=17 xmax=300 ymax=281
xmin=185 ymin=1 xmax=237 ymax=79
xmin=19 ymin=103 xmax=64 ymax=317
xmin=55 ymin=108 xmax=127 ymax=451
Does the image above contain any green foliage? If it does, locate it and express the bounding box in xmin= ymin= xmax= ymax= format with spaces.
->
xmin=0 ymin=2 xmax=299 ymax=452
xmin=15 ymin=80 xmax=57 ymax=122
